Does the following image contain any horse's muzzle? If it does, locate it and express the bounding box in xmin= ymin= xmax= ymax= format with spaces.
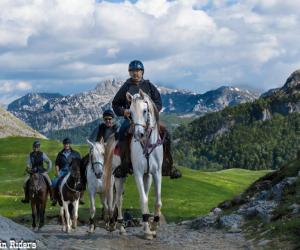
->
xmin=95 ymin=173 xmax=102 ymax=179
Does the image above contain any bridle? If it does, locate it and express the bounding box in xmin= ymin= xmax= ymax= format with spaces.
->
xmin=30 ymin=168 xmax=45 ymax=194
xmin=89 ymin=147 xmax=104 ymax=179
xmin=130 ymin=99 xmax=166 ymax=174
xmin=65 ymin=163 xmax=81 ymax=194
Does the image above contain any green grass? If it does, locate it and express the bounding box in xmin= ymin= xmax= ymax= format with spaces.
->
xmin=0 ymin=137 xmax=269 ymax=222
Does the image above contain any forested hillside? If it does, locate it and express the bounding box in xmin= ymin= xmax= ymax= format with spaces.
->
xmin=173 ymin=70 xmax=300 ymax=170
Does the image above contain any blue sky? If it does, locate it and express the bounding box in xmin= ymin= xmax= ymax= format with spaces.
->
xmin=0 ymin=0 xmax=300 ymax=104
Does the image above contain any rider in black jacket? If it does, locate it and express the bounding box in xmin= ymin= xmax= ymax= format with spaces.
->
xmin=112 ymin=60 xmax=179 ymax=178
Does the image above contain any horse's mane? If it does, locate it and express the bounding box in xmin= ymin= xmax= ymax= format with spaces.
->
xmin=132 ymin=92 xmax=160 ymax=123
xmin=102 ymin=134 xmax=117 ymax=197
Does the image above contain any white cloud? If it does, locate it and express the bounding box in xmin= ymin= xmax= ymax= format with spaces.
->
xmin=0 ymin=81 xmax=32 ymax=93
xmin=0 ymin=0 xmax=300 ymax=100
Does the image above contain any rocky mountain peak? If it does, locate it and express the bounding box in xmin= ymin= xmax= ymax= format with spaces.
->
xmin=282 ymin=69 xmax=300 ymax=92
xmin=94 ymin=79 xmax=123 ymax=95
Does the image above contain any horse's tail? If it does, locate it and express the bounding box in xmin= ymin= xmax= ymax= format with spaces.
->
xmin=103 ymin=135 xmax=117 ymax=198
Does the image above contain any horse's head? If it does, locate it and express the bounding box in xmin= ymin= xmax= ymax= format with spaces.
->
xmin=87 ymin=139 xmax=105 ymax=179
xmin=69 ymin=158 xmax=81 ymax=188
xmin=30 ymin=172 xmax=42 ymax=193
xmin=126 ymin=89 xmax=158 ymax=140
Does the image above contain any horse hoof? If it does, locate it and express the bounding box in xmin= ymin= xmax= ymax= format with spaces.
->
xmin=120 ymin=230 xmax=127 ymax=236
xmin=89 ymin=225 xmax=95 ymax=233
xmin=62 ymin=226 xmax=66 ymax=232
xmin=144 ymin=232 xmax=153 ymax=240
xmin=150 ymin=221 xmax=159 ymax=232
xmin=119 ymin=226 xmax=126 ymax=235
xmin=152 ymin=230 xmax=157 ymax=238
xmin=109 ymin=225 xmax=116 ymax=232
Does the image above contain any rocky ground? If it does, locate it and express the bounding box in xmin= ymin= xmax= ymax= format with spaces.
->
xmin=0 ymin=214 xmax=254 ymax=250
xmin=36 ymin=222 xmax=252 ymax=250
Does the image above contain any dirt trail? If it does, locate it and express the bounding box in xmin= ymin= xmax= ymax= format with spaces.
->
xmin=36 ymin=222 xmax=253 ymax=250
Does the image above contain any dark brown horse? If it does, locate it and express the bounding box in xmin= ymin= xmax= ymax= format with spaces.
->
xmin=28 ymin=168 xmax=48 ymax=230
xmin=58 ymin=158 xmax=82 ymax=233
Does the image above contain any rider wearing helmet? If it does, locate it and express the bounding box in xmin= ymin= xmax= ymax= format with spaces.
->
xmin=112 ymin=60 xmax=176 ymax=178
xmin=51 ymin=137 xmax=81 ymax=206
xmin=21 ymin=140 xmax=54 ymax=203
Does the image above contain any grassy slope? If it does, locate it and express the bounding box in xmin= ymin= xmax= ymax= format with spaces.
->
xmin=0 ymin=137 xmax=268 ymax=222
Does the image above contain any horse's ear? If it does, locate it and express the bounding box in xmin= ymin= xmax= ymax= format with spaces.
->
xmin=126 ymin=92 xmax=133 ymax=102
xmin=139 ymin=89 xmax=145 ymax=99
xmin=86 ymin=139 xmax=94 ymax=147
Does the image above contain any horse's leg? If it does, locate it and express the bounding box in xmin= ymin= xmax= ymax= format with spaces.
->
xmin=134 ymin=173 xmax=153 ymax=240
xmin=143 ymin=174 xmax=152 ymax=203
xmin=38 ymin=193 xmax=46 ymax=229
xmin=115 ymin=177 xmax=126 ymax=235
xmin=108 ymin=176 xmax=116 ymax=232
xmin=60 ymin=205 xmax=66 ymax=232
xmin=151 ymin=171 xmax=162 ymax=235
xmin=72 ymin=199 xmax=79 ymax=229
xmin=100 ymin=193 xmax=110 ymax=231
xmin=89 ymin=190 xmax=96 ymax=233
xmin=63 ymin=201 xmax=71 ymax=233
xmin=31 ymin=200 xmax=37 ymax=230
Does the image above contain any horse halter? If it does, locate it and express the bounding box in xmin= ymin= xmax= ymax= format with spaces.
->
xmin=132 ymin=100 xmax=152 ymax=141
xmin=89 ymin=148 xmax=104 ymax=179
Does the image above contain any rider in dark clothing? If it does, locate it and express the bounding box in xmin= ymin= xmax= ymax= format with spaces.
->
xmin=89 ymin=109 xmax=118 ymax=143
xmin=51 ymin=138 xmax=81 ymax=206
xmin=112 ymin=60 xmax=178 ymax=178
xmin=21 ymin=140 xmax=53 ymax=203
xmin=81 ymin=109 xmax=119 ymax=192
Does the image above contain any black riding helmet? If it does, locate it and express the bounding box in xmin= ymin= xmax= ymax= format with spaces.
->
xmin=128 ymin=60 xmax=144 ymax=72
xmin=63 ymin=137 xmax=72 ymax=144
xmin=32 ymin=140 xmax=40 ymax=148
xmin=103 ymin=109 xmax=115 ymax=119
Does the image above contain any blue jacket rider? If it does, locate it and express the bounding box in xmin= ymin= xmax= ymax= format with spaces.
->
xmin=51 ymin=137 xmax=81 ymax=205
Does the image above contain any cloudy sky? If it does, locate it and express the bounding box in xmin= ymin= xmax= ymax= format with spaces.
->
xmin=0 ymin=0 xmax=300 ymax=104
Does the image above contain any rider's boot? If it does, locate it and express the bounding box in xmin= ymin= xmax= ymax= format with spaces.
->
xmin=21 ymin=181 xmax=29 ymax=203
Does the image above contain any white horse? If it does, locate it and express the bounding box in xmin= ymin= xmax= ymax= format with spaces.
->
xmin=106 ymin=89 xmax=163 ymax=239
xmin=127 ymin=90 xmax=163 ymax=239
xmin=86 ymin=139 xmax=126 ymax=234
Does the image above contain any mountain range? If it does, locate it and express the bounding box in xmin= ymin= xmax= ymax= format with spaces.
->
xmin=7 ymin=80 xmax=259 ymax=135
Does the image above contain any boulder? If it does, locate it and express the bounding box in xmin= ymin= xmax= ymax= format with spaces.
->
xmin=218 ymin=214 xmax=244 ymax=229
xmin=0 ymin=216 xmax=45 ymax=248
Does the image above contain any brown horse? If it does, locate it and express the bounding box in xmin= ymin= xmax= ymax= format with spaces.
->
xmin=58 ymin=158 xmax=82 ymax=233
xmin=28 ymin=168 xmax=48 ymax=230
